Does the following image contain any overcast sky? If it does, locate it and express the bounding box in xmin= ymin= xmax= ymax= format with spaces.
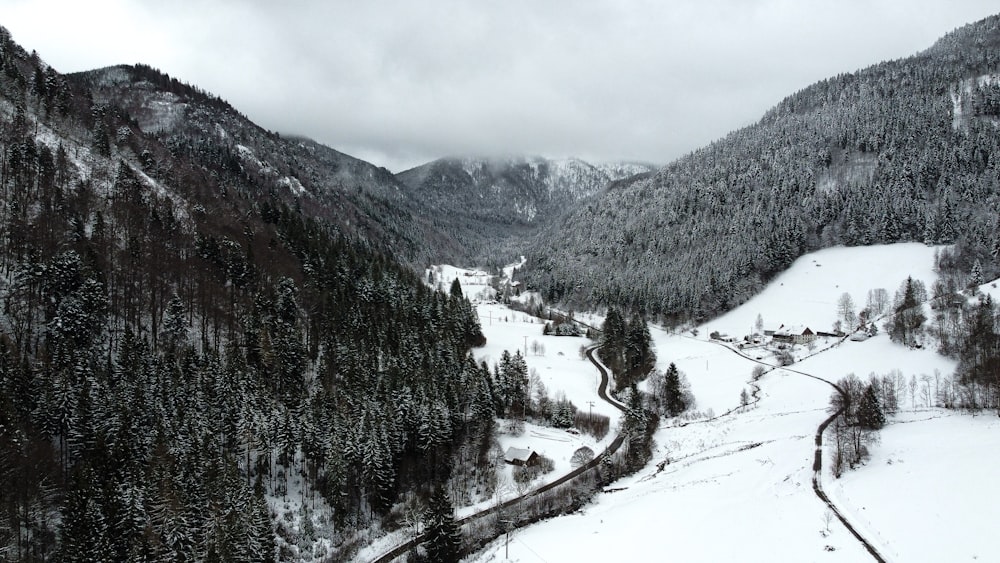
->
xmin=4 ymin=1 xmax=998 ymax=171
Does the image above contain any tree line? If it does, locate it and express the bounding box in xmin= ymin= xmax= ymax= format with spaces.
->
xmin=0 ymin=27 xmax=534 ymax=561
xmin=522 ymin=15 xmax=1000 ymax=328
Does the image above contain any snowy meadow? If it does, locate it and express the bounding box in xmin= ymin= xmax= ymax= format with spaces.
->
xmin=463 ymin=244 xmax=997 ymax=563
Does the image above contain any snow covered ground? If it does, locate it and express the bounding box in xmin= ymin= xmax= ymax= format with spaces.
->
xmin=426 ymin=264 xmax=497 ymax=302
xmin=464 ymin=302 xmax=615 ymax=512
xmin=465 ymin=244 xmax=995 ymax=563
xmin=703 ymin=242 xmax=942 ymax=339
xmin=829 ymin=410 xmax=1000 ymax=563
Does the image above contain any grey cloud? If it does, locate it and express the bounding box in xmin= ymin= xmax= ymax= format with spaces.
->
xmin=5 ymin=0 xmax=999 ymax=171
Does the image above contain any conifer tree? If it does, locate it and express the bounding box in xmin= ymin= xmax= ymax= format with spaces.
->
xmin=969 ymin=259 xmax=984 ymax=289
xmin=599 ymin=308 xmax=626 ymax=374
xmin=856 ymin=383 xmax=885 ymax=430
xmin=161 ymin=293 xmax=188 ymax=352
xmin=424 ymin=487 xmax=461 ymax=563
xmin=662 ymin=363 xmax=686 ymax=416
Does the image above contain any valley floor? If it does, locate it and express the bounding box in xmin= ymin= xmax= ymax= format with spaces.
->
xmin=829 ymin=409 xmax=1000 ymax=563
xmin=467 ymin=356 xmax=872 ymax=562
xmin=463 ymin=244 xmax=994 ymax=563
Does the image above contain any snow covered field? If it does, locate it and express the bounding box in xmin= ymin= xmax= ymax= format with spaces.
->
xmin=829 ymin=410 xmax=1000 ymax=562
xmin=464 ymin=244 xmax=997 ymax=563
xmin=702 ymin=242 xmax=942 ymax=339
xmin=467 ymin=302 xmax=615 ymax=507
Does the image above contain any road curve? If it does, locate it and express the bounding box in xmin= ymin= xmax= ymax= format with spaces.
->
xmin=589 ymin=345 xmax=626 ymax=410
xmin=371 ymin=346 xmax=626 ymax=563
xmin=708 ymin=340 xmax=888 ymax=562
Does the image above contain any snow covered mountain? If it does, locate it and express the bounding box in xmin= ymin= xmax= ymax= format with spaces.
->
xmin=396 ymin=155 xmax=653 ymax=264
xmin=70 ymin=63 xmax=466 ymax=264
xmin=398 ymin=155 xmax=652 ymax=223
xmin=521 ymin=14 xmax=1000 ymax=325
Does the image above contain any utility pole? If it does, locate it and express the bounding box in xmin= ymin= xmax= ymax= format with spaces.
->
xmin=500 ymin=519 xmax=512 ymax=560
xmin=587 ymin=400 xmax=595 ymax=423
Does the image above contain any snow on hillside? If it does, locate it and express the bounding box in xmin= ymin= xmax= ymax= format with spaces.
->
xmin=829 ymin=410 xmax=1000 ymax=563
xmin=474 ymin=303 xmax=615 ymax=423
xmin=468 ymin=351 xmax=873 ymax=562
xmin=703 ymin=243 xmax=943 ymax=340
xmin=466 ymin=300 xmax=617 ymax=501
xmin=426 ymin=264 xmax=497 ymax=302
xmin=467 ymin=243 xmax=992 ymax=563
xmin=1 ymin=97 xmax=195 ymax=231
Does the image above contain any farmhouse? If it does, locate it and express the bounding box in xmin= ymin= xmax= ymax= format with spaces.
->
xmin=772 ymin=325 xmax=815 ymax=345
xmin=503 ymin=447 xmax=539 ymax=467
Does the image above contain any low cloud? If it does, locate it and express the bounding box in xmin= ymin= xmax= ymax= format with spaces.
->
xmin=5 ymin=0 xmax=998 ymax=171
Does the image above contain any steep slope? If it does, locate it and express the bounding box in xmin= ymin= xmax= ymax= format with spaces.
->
xmin=0 ymin=27 xmax=490 ymax=560
xmin=522 ymin=14 xmax=1000 ymax=325
xmin=397 ymin=156 xmax=653 ymax=264
xmin=70 ymin=63 xmax=465 ymax=264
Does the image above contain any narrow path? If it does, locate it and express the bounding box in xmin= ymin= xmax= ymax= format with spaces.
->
xmin=709 ymin=340 xmax=888 ymax=562
xmin=371 ymin=346 xmax=624 ymax=563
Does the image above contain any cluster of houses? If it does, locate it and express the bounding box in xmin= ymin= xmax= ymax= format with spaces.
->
xmin=712 ymin=319 xmax=878 ymax=350
xmin=709 ymin=324 xmax=824 ymax=348
xmin=712 ymin=323 xmax=828 ymax=348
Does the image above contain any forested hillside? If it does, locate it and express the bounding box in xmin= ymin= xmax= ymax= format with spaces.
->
xmin=70 ymin=63 xmax=466 ymax=266
xmin=396 ymin=156 xmax=653 ymax=267
xmin=523 ymin=15 xmax=1000 ymax=326
xmin=0 ymin=26 xmax=499 ymax=560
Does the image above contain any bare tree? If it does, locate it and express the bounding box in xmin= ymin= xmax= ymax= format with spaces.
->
xmin=866 ymin=288 xmax=890 ymax=316
xmin=570 ymin=446 xmax=595 ymax=468
xmin=837 ymin=292 xmax=857 ymax=331
xmin=821 ymin=509 xmax=835 ymax=537
xmin=920 ymin=374 xmax=933 ymax=407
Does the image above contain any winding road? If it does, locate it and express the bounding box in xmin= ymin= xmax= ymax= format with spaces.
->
xmin=374 ymin=338 xmax=890 ymax=562
xmin=710 ymin=340 xmax=889 ymax=563
xmin=371 ymin=346 xmax=625 ymax=563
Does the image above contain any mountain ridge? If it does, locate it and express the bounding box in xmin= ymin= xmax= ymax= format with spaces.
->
xmin=396 ymin=154 xmax=655 ymax=266
xmin=520 ymin=12 xmax=1000 ymax=326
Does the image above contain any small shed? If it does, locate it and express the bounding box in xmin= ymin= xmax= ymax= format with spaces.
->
xmin=504 ymin=447 xmax=539 ymax=467
xmin=849 ymin=331 xmax=870 ymax=342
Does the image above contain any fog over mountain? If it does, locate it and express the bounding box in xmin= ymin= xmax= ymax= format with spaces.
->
xmin=5 ymin=1 xmax=998 ymax=171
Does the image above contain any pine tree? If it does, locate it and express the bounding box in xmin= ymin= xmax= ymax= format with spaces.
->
xmin=623 ymin=313 xmax=654 ymax=385
xmin=599 ymin=308 xmax=626 ymax=374
xmin=424 ymin=487 xmax=461 ymax=563
xmin=59 ymin=464 xmax=114 ymax=563
xmin=161 ymin=293 xmax=188 ymax=352
xmin=856 ymin=384 xmax=885 ymax=430
xmin=662 ymin=363 xmax=686 ymax=416
xmin=969 ymin=259 xmax=984 ymax=289
xmin=890 ymin=276 xmax=925 ymax=346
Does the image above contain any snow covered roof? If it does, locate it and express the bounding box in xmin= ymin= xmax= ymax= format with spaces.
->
xmin=774 ymin=325 xmax=812 ymax=336
xmin=504 ymin=447 xmax=535 ymax=463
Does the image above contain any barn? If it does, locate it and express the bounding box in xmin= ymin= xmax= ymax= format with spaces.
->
xmin=503 ymin=447 xmax=539 ymax=467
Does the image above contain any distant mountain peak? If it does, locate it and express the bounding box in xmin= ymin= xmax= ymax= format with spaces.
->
xmin=395 ymin=155 xmax=655 ymax=260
